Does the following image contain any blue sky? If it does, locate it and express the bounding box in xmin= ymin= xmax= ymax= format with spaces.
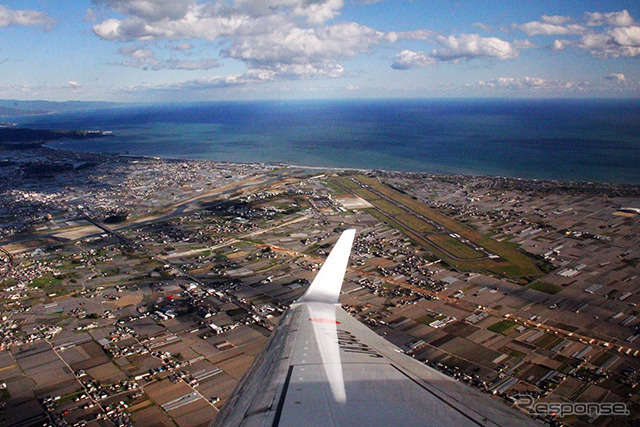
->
xmin=1 ymin=0 xmax=639 ymax=101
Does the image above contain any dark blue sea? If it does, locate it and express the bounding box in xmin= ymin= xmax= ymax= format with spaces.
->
xmin=13 ymin=99 xmax=640 ymax=184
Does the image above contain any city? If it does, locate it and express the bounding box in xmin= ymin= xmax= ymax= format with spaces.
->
xmin=1 ymin=145 xmax=639 ymax=426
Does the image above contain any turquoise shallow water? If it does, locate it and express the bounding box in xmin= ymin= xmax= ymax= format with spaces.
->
xmin=15 ymin=98 xmax=640 ymax=183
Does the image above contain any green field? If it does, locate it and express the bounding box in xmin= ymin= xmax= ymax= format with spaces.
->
xmin=395 ymin=213 xmax=435 ymax=233
xmin=339 ymin=175 xmax=542 ymax=279
xmin=335 ymin=178 xmax=361 ymax=189
xmin=488 ymin=320 xmax=519 ymax=334
xmin=373 ymin=199 xmax=406 ymax=215
xmin=352 ymin=187 xmax=380 ymax=201
xmin=529 ymin=281 xmax=563 ymax=294
xmin=428 ymin=233 xmax=485 ymax=259
xmin=29 ymin=274 xmax=64 ymax=288
xmin=534 ymin=333 xmax=563 ymax=350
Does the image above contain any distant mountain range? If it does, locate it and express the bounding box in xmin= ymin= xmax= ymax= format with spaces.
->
xmin=0 ymin=100 xmax=124 ymax=116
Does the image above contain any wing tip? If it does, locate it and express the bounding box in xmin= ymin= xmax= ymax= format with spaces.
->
xmin=299 ymin=229 xmax=357 ymax=304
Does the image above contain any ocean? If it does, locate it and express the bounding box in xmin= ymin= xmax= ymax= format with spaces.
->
xmin=13 ymin=98 xmax=640 ymax=184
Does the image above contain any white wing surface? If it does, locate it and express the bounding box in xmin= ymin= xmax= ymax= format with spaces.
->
xmin=212 ymin=229 xmax=538 ymax=427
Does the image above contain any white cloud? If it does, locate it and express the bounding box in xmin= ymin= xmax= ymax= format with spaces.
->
xmin=92 ymin=0 xmax=348 ymax=41
xmin=394 ymin=29 xmax=434 ymax=41
xmin=0 ymin=83 xmax=35 ymax=94
xmin=517 ymin=10 xmax=634 ymax=38
xmin=513 ymin=39 xmax=537 ymax=49
xmin=220 ymin=21 xmax=385 ymax=78
xmin=167 ymin=75 xmax=249 ymax=89
xmin=93 ymin=19 xmax=123 ymax=40
xmin=92 ymin=5 xmax=249 ymax=41
xmin=116 ymin=71 xmax=273 ymax=94
xmin=541 ymin=15 xmax=571 ymax=25
xmin=475 ymin=76 xmax=582 ymax=90
xmin=235 ymin=0 xmax=344 ymax=24
xmin=432 ymin=34 xmax=518 ymax=61
xmin=94 ymin=1 xmax=519 ymax=84
xmin=225 ymin=22 xmax=382 ymax=62
xmin=0 ymin=5 xmax=55 ymax=28
xmin=93 ymin=0 xmax=397 ymax=80
xmin=605 ymin=73 xmax=626 ymax=82
xmin=518 ymin=21 xmax=586 ymax=36
xmin=392 ymin=34 xmax=518 ymax=69
xmin=117 ymin=44 xmax=219 ymax=70
xmin=610 ymin=26 xmax=640 ymax=47
xmin=391 ymin=50 xmax=436 ymax=69
xmin=97 ymin=0 xmax=193 ymax=22
xmin=295 ymin=0 xmax=344 ymax=26
xmin=578 ymin=31 xmax=640 ymax=58
xmin=514 ymin=10 xmax=640 ymax=58
xmin=472 ymin=73 xmax=637 ymax=95
xmin=585 ymin=10 xmax=634 ymax=27
xmin=551 ymin=39 xmax=566 ymax=50
xmin=67 ymin=81 xmax=83 ymax=92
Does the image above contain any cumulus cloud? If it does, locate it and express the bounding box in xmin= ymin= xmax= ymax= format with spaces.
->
xmin=92 ymin=7 xmax=247 ymax=41
xmin=0 ymin=5 xmax=55 ymax=28
xmin=391 ymin=34 xmax=517 ymax=69
xmin=92 ymin=0 xmax=349 ymax=40
xmin=391 ymin=50 xmax=436 ymax=69
xmin=578 ymin=31 xmax=640 ymax=58
xmin=517 ymin=10 xmax=634 ymax=37
xmin=432 ymin=34 xmax=518 ymax=61
xmin=93 ymin=0 xmax=402 ymax=80
xmin=585 ymin=10 xmax=634 ymax=27
xmin=234 ymin=0 xmax=344 ymax=25
xmin=96 ymin=0 xmax=193 ymax=22
xmin=609 ymin=26 xmax=640 ymax=47
xmin=223 ymin=21 xmax=384 ymax=75
xmin=514 ymin=9 xmax=640 ymax=58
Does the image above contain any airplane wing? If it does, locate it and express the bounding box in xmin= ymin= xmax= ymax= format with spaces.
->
xmin=212 ymin=229 xmax=538 ymax=426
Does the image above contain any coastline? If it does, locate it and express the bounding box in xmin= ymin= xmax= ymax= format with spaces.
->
xmin=41 ymin=142 xmax=640 ymax=197
xmin=17 ymin=98 xmax=640 ymax=186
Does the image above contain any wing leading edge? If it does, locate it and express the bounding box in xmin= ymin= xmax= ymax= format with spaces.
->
xmin=212 ymin=230 xmax=538 ymax=427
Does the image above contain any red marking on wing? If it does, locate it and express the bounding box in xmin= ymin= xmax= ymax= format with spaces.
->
xmin=309 ymin=318 xmax=341 ymax=324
